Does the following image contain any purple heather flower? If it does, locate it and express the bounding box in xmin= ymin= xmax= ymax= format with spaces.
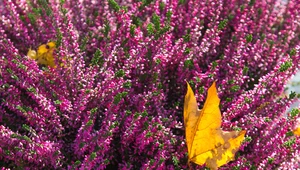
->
xmin=0 ymin=0 xmax=299 ymax=169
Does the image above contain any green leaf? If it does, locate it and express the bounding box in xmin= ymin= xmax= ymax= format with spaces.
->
xmin=230 ymin=85 xmax=240 ymax=92
xmin=86 ymin=120 xmax=93 ymax=127
xmin=244 ymin=136 xmax=252 ymax=142
xmin=147 ymin=23 xmax=155 ymax=35
xmin=279 ymin=61 xmax=292 ymax=72
xmin=183 ymin=29 xmax=191 ymax=42
xmin=141 ymin=0 xmax=154 ymax=8
xmin=172 ymin=156 xmax=179 ymax=166
xmin=27 ymin=86 xmax=36 ymax=94
xmin=152 ymin=13 xmax=161 ymax=31
xmin=218 ymin=19 xmax=228 ymax=30
xmin=211 ymin=61 xmax=218 ymax=70
xmin=240 ymin=5 xmax=245 ymax=12
xmin=243 ymin=66 xmax=249 ymax=75
xmin=27 ymin=13 xmax=36 ymax=25
xmin=286 ymin=131 xmax=294 ymax=137
xmin=246 ymin=34 xmax=253 ymax=43
xmin=22 ymin=125 xmax=31 ymax=132
xmin=283 ymin=138 xmax=296 ymax=147
xmin=74 ymin=160 xmax=81 ymax=166
xmin=184 ymin=59 xmax=194 ymax=69
xmin=56 ymin=29 xmax=63 ymax=47
xmin=79 ymin=142 xmax=86 ymax=148
xmin=249 ymin=0 xmax=256 ymax=6
xmin=290 ymin=48 xmax=296 ymax=56
xmin=178 ymin=0 xmax=186 ymax=5
xmin=115 ymin=69 xmax=125 ymax=77
xmin=104 ymin=22 xmax=110 ymax=37
xmin=113 ymin=92 xmax=128 ymax=104
xmin=22 ymin=135 xmax=32 ymax=142
xmin=54 ymin=100 xmax=62 ymax=105
xmin=268 ymin=157 xmax=274 ymax=164
xmin=130 ymin=24 xmax=136 ymax=37
xmin=198 ymin=86 xmax=204 ymax=94
xmin=184 ymin=48 xmax=191 ymax=55
xmin=289 ymin=91 xmax=297 ymax=99
xmin=159 ymin=2 xmax=166 ymax=11
xmin=89 ymin=152 xmax=97 ymax=161
xmin=132 ymin=15 xmax=142 ymax=27
xmin=91 ymin=49 xmax=104 ymax=66
xmin=290 ymin=108 xmax=300 ymax=118
xmin=123 ymin=81 xmax=132 ymax=88
xmin=108 ymin=0 xmax=120 ymax=12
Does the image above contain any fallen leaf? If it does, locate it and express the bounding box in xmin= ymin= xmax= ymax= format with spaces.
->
xmin=27 ymin=42 xmax=56 ymax=68
xmin=293 ymin=127 xmax=300 ymax=136
xmin=184 ymin=81 xmax=246 ymax=169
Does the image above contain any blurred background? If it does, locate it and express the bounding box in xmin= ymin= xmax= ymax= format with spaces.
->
xmin=286 ymin=70 xmax=300 ymax=110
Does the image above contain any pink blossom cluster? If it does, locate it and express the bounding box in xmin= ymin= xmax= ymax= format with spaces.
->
xmin=0 ymin=0 xmax=299 ymax=169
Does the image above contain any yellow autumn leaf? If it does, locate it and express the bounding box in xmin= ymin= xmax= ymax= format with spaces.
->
xmin=184 ymin=81 xmax=246 ymax=170
xmin=27 ymin=41 xmax=56 ymax=68
xmin=27 ymin=48 xmax=37 ymax=60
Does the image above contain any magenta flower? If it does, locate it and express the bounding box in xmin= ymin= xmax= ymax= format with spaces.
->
xmin=0 ymin=0 xmax=299 ymax=169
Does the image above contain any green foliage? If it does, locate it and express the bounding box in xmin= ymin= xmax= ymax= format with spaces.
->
xmin=55 ymin=29 xmax=63 ymax=47
xmin=27 ymin=13 xmax=36 ymax=25
xmin=267 ymin=157 xmax=274 ymax=164
xmin=218 ymin=19 xmax=228 ymax=30
xmin=230 ymin=85 xmax=240 ymax=92
xmin=85 ymin=120 xmax=93 ymax=127
xmin=289 ymin=91 xmax=297 ymax=99
xmin=91 ymin=49 xmax=104 ymax=66
xmin=141 ymin=0 xmax=154 ymax=7
xmin=115 ymin=69 xmax=125 ymax=78
xmin=27 ymin=86 xmax=37 ymax=94
xmin=279 ymin=61 xmax=292 ymax=72
xmin=183 ymin=29 xmax=191 ymax=42
xmin=147 ymin=23 xmax=155 ymax=35
xmin=54 ymin=100 xmax=62 ymax=105
xmin=89 ymin=152 xmax=97 ymax=161
xmin=211 ymin=61 xmax=218 ymax=70
xmin=123 ymin=81 xmax=132 ymax=88
xmin=178 ymin=0 xmax=186 ymax=5
xmin=198 ymin=86 xmax=204 ymax=94
xmin=285 ymin=131 xmax=294 ymax=137
xmin=159 ymin=2 xmax=166 ymax=11
xmin=108 ymin=0 xmax=120 ymax=12
xmin=113 ymin=92 xmax=128 ymax=104
xmin=283 ymin=137 xmax=296 ymax=148
xmin=249 ymin=0 xmax=256 ymax=6
xmin=290 ymin=48 xmax=296 ymax=56
xmin=130 ymin=24 xmax=136 ymax=37
xmin=244 ymin=136 xmax=252 ymax=142
xmin=246 ymin=34 xmax=253 ymax=43
xmin=184 ymin=59 xmax=194 ymax=69
xmin=243 ymin=66 xmax=249 ymax=75
xmin=152 ymin=13 xmax=161 ymax=31
xmin=290 ymin=108 xmax=300 ymax=118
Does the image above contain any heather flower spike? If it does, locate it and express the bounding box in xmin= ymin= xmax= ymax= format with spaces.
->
xmin=1 ymin=0 xmax=300 ymax=169
xmin=184 ymin=81 xmax=246 ymax=169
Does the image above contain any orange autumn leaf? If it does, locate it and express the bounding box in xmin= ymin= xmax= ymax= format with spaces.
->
xmin=292 ymin=118 xmax=300 ymax=136
xmin=293 ymin=127 xmax=300 ymax=136
xmin=184 ymin=81 xmax=246 ymax=170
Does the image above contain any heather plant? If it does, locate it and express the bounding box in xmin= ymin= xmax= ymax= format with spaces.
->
xmin=0 ymin=0 xmax=299 ymax=169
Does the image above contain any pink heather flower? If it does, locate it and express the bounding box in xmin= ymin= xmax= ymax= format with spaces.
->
xmin=0 ymin=0 xmax=299 ymax=169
